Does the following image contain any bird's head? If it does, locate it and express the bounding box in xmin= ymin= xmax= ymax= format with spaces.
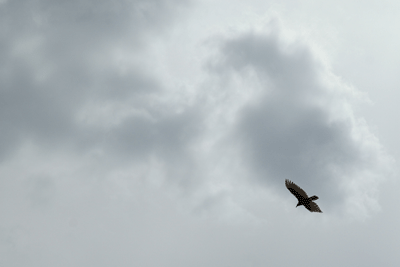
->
xmin=296 ymin=203 xmax=301 ymax=207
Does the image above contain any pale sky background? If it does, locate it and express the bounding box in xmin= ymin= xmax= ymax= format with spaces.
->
xmin=1 ymin=0 xmax=400 ymax=266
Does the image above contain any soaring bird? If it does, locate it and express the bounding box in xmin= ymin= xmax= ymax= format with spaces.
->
xmin=285 ymin=179 xmax=322 ymax=213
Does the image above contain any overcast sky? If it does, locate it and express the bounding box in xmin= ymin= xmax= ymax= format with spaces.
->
xmin=1 ymin=0 xmax=400 ymax=266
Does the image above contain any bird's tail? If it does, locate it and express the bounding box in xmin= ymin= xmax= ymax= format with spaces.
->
xmin=309 ymin=195 xmax=319 ymax=201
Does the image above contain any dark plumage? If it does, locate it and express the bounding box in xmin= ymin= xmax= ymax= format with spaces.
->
xmin=285 ymin=179 xmax=322 ymax=213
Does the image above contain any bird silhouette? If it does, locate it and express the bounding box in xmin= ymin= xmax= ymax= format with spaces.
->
xmin=285 ymin=179 xmax=322 ymax=213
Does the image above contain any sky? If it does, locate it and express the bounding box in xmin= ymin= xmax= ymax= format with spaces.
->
xmin=1 ymin=0 xmax=400 ymax=266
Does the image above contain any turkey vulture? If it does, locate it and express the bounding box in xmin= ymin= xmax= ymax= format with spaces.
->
xmin=285 ymin=179 xmax=322 ymax=213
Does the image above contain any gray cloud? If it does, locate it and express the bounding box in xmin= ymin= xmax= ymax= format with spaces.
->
xmin=0 ymin=0 xmax=194 ymax=160
xmin=104 ymin=106 xmax=204 ymax=162
xmin=208 ymin=30 xmax=391 ymax=216
xmin=0 ymin=1 xmax=397 ymax=266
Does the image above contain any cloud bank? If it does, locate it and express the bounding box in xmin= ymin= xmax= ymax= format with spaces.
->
xmin=0 ymin=1 xmax=394 ymax=266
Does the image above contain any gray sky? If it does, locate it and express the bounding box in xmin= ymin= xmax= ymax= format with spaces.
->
xmin=1 ymin=0 xmax=399 ymax=266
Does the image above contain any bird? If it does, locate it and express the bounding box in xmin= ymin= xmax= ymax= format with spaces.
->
xmin=285 ymin=179 xmax=322 ymax=213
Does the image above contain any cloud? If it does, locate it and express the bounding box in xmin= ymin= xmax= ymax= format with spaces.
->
xmin=0 ymin=0 xmax=193 ymax=159
xmin=0 ymin=0 xmax=391 ymax=221
xmin=0 ymin=1 xmax=396 ymax=265
xmin=0 ymin=2 xmax=205 ymax=264
xmin=206 ymin=26 xmax=393 ymax=218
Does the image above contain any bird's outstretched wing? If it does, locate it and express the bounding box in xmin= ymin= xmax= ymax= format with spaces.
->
xmin=306 ymin=201 xmax=322 ymax=213
xmin=285 ymin=179 xmax=308 ymax=199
